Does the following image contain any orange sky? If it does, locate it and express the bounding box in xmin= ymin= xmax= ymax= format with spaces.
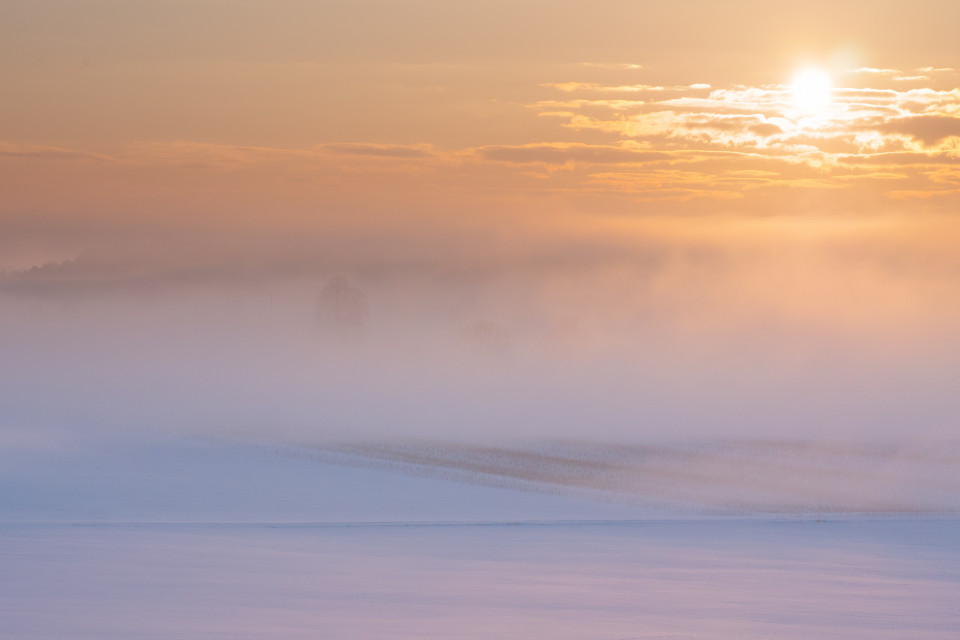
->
xmin=4 ymin=2 xmax=960 ymax=261
xmin=3 ymin=1 xmax=960 ymax=440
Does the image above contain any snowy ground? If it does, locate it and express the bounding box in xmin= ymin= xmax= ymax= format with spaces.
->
xmin=3 ymin=519 xmax=959 ymax=639
xmin=2 ymin=436 xmax=958 ymax=639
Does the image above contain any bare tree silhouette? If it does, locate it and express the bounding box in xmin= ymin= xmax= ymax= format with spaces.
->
xmin=461 ymin=320 xmax=509 ymax=355
xmin=316 ymin=275 xmax=368 ymax=341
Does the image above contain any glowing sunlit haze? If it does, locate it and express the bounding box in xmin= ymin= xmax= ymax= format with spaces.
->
xmin=3 ymin=0 xmax=960 ymax=451
xmin=6 ymin=8 xmax=960 ymax=640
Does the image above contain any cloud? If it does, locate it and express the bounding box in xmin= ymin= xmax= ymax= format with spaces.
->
xmin=3 ymin=66 xmax=960 ymax=224
xmin=86 ymin=141 xmax=440 ymax=170
xmin=749 ymin=122 xmax=784 ymax=136
xmin=577 ymin=62 xmax=644 ymax=70
xmin=852 ymin=67 xmax=900 ymax=76
xmin=474 ymin=143 xmax=672 ymax=165
xmin=513 ymin=70 xmax=960 ymax=202
xmin=542 ymin=82 xmax=667 ymax=93
xmin=0 ymin=141 xmax=112 ymax=162
xmin=322 ymin=143 xmax=435 ymax=158
xmin=836 ymin=151 xmax=960 ymax=166
xmin=877 ymin=115 xmax=960 ymax=146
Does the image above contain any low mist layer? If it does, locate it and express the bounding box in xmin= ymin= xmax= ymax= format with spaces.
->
xmin=272 ymin=438 xmax=960 ymax=515
xmin=3 ymin=214 xmax=960 ymax=447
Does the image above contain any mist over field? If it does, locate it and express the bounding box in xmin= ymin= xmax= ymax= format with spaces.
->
xmin=4 ymin=214 xmax=960 ymax=443
xmin=2 ymin=215 xmax=958 ymax=516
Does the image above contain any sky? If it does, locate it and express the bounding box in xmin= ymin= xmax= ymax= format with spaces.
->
xmin=3 ymin=1 xmax=960 ymax=445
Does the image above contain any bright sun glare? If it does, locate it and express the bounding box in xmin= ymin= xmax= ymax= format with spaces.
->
xmin=790 ymin=68 xmax=833 ymax=117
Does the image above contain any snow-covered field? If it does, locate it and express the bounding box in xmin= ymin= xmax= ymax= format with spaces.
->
xmin=2 ymin=437 xmax=958 ymax=639
xmin=4 ymin=518 xmax=959 ymax=639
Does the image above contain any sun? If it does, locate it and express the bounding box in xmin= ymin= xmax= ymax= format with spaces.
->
xmin=790 ymin=68 xmax=833 ymax=117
